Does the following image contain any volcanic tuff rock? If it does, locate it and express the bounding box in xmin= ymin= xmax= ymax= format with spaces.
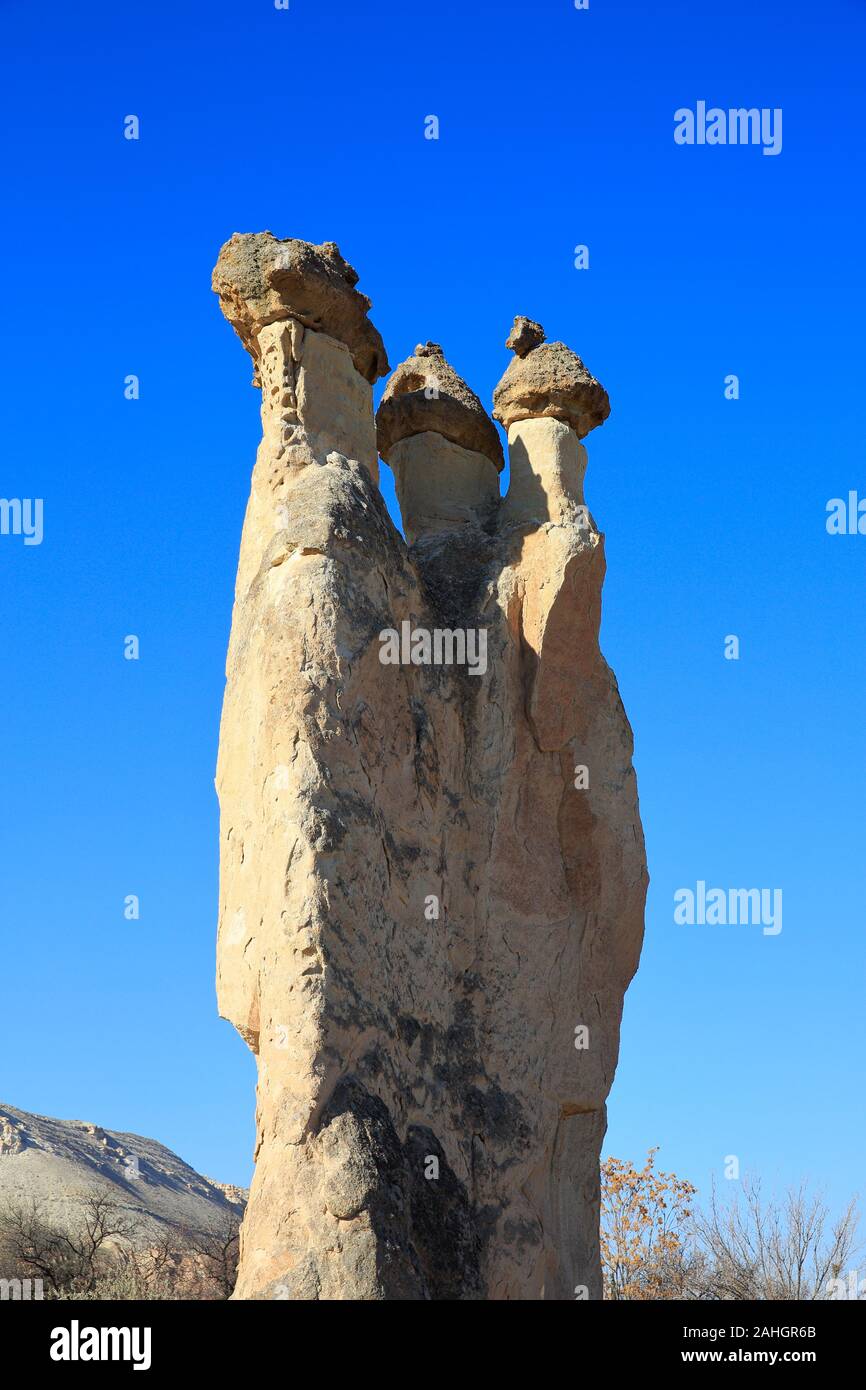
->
xmin=212 ymin=232 xmax=390 ymax=387
xmin=493 ymin=316 xmax=611 ymax=438
xmin=505 ymin=315 xmax=546 ymax=358
xmin=376 ymin=342 xmax=505 ymax=472
xmin=213 ymin=234 xmax=647 ymax=1300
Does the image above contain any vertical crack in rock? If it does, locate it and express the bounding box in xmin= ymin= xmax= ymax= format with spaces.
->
xmin=213 ymin=243 xmax=648 ymax=1300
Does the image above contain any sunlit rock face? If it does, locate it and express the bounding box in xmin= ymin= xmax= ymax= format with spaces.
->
xmin=213 ymin=244 xmax=647 ymax=1301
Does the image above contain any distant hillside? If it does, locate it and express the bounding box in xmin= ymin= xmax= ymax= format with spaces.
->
xmin=0 ymin=1103 xmax=246 ymax=1240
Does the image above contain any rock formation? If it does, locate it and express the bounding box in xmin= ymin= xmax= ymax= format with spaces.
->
xmin=0 ymin=1103 xmax=245 ymax=1237
xmin=213 ymin=234 xmax=648 ymax=1301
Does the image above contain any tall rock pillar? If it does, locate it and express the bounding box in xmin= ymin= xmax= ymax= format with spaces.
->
xmin=213 ymin=239 xmax=648 ymax=1300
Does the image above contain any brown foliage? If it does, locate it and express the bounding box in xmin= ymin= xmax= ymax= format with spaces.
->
xmin=601 ymin=1148 xmax=696 ymax=1299
xmin=601 ymin=1151 xmax=862 ymax=1301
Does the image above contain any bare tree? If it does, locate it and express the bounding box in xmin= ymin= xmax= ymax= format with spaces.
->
xmin=183 ymin=1210 xmax=242 ymax=1299
xmin=0 ymin=1192 xmax=243 ymax=1300
xmin=0 ymin=1195 xmax=72 ymax=1293
xmin=0 ymin=1191 xmax=139 ymax=1295
xmin=105 ymin=1226 xmax=189 ymax=1300
xmin=690 ymin=1177 xmax=861 ymax=1301
xmin=600 ymin=1158 xmax=862 ymax=1302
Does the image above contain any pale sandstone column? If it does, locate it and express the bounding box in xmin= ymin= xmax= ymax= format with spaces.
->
xmin=213 ymin=242 xmax=647 ymax=1300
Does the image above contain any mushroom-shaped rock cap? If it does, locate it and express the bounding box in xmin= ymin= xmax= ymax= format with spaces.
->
xmin=212 ymin=231 xmax=389 ymax=385
xmin=376 ymin=342 xmax=504 ymax=472
xmin=493 ymin=318 xmax=610 ymax=438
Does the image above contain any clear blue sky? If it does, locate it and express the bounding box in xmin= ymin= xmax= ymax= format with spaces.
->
xmin=2 ymin=0 xmax=863 ymax=1214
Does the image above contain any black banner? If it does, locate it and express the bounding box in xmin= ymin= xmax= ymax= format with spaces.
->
xmin=4 ymin=1297 xmax=862 ymax=1375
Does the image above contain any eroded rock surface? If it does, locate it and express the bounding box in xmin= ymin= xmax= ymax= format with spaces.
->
xmin=212 ymin=232 xmax=390 ymax=387
xmin=214 ymin=240 xmax=647 ymax=1300
xmin=505 ymin=315 xmax=545 ymax=358
xmin=377 ymin=341 xmax=504 ymax=471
